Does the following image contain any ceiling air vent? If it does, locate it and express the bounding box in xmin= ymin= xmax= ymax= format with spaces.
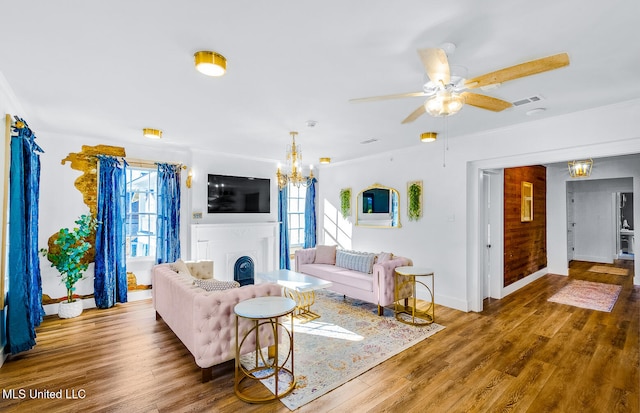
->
xmin=512 ymin=95 xmax=544 ymax=107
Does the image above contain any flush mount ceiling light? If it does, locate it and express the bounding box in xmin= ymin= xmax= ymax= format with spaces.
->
xmin=143 ymin=128 xmax=162 ymax=139
xmin=194 ymin=51 xmax=227 ymax=77
xmin=568 ymin=159 xmax=593 ymax=178
xmin=319 ymin=157 xmax=331 ymax=164
xmin=420 ymin=132 xmax=438 ymax=143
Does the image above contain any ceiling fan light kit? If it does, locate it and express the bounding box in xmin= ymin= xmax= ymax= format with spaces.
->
xmin=351 ymin=47 xmax=569 ymax=123
xmin=425 ymin=91 xmax=465 ymax=117
xmin=194 ymin=51 xmax=227 ymax=77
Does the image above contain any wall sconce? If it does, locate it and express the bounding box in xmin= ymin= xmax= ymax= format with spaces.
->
xmin=186 ymin=169 xmax=193 ymax=188
xmin=319 ymin=157 xmax=331 ymax=164
xmin=568 ymin=159 xmax=593 ymax=178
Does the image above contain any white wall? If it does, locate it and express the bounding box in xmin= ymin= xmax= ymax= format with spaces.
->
xmin=320 ymin=99 xmax=640 ymax=312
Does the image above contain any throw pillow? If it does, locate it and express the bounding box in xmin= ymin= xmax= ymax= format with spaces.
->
xmin=314 ymin=245 xmax=337 ymax=265
xmin=336 ymin=250 xmax=376 ymax=273
xmin=193 ymin=278 xmax=240 ymax=292
xmin=170 ymin=259 xmax=192 ymax=277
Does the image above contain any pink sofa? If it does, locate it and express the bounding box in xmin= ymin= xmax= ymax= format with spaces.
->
xmin=152 ymin=262 xmax=282 ymax=382
xmin=294 ymin=247 xmax=412 ymax=315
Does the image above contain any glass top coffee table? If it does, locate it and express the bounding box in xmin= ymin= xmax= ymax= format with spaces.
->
xmin=257 ymin=269 xmax=333 ymax=321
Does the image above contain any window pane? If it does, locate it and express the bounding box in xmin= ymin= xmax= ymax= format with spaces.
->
xmin=125 ymin=167 xmax=158 ymax=258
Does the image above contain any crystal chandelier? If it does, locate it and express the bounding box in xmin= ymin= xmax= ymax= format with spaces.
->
xmin=277 ymin=131 xmax=314 ymax=189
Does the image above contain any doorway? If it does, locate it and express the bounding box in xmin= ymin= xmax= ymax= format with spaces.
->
xmin=567 ymin=178 xmax=633 ymax=264
xmin=617 ymin=192 xmax=634 ymax=260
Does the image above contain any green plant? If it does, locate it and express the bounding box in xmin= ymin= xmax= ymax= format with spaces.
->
xmin=339 ymin=188 xmax=351 ymax=219
xmin=408 ymin=182 xmax=422 ymax=221
xmin=40 ymin=214 xmax=99 ymax=303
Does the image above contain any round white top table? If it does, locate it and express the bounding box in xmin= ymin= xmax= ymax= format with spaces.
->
xmin=234 ymin=296 xmax=296 ymax=319
xmin=234 ymin=296 xmax=297 ymax=403
xmin=395 ymin=266 xmax=434 ymax=277
xmin=393 ymin=266 xmax=435 ymax=326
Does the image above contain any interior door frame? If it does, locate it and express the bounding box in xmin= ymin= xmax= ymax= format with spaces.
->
xmin=481 ymin=169 xmax=504 ymax=301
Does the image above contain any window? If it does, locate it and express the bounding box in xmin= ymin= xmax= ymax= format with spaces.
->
xmin=287 ymin=183 xmax=306 ymax=248
xmin=125 ymin=168 xmax=157 ymax=258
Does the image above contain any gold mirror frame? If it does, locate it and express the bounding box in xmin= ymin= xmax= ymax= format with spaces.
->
xmin=521 ymin=181 xmax=533 ymax=222
xmin=356 ymin=183 xmax=401 ymax=228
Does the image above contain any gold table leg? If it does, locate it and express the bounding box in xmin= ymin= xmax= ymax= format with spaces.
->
xmin=394 ymin=273 xmax=434 ymax=326
xmin=234 ymin=314 xmax=295 ymax=403
xmin=283 ymin=287 xmax=321 ymax=322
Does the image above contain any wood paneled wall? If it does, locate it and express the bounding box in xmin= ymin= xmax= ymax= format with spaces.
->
xmin=504 ymin=165 xmax=547 ymax=286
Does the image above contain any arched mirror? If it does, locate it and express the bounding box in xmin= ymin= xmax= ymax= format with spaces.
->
xmin=356 ymin=184 xmax=401 ymax=228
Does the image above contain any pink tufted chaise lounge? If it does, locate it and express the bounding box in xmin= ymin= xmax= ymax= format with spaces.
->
xmin=152 ymin=262 xmax=282 ymax=382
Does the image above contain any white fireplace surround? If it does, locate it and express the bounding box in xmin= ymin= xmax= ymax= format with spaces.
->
xmin=190 ymin=223 xmax=279 ymax=282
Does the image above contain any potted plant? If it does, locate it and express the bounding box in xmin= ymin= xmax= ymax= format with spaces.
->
xmin=40 ymin=214 xmax=99 ymax=318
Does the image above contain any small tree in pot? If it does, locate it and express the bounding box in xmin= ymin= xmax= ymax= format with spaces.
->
xmin=40 ymin=214 xmax=99 ymax=316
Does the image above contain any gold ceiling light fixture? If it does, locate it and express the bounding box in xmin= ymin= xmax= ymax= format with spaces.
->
xmin=194 ymin=51 xmax=227 ymax=77
xmin=276 ymin=131 xmax=314 ymax=189
xmin=319 ymin=157 xmax=331 ymax=164
xmin=420 ymin=132 xmax=438 ymax=143
xmin=568 ymin=159 xmax=593 ymax=178
xmin=143 ymin=128 xmax=162 ymax=139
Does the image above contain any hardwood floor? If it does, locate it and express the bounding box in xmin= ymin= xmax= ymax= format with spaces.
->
xmin=0 ymin=261 xmax=637 ymax=412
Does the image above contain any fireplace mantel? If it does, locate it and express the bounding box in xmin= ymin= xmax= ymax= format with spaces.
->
xmin=190 ymin=223 xmax=279 ymax=281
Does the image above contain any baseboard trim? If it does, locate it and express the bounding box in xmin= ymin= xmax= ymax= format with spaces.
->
xmin=501 ymin=268 xmax=549 ymax=298
xmin=573 ymin=255 xmax=613 ymax=264
xmin=414 ymin=287 xmax=468 ymax=312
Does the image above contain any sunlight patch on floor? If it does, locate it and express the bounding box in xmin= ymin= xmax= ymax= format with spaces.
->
xmin=292 ymin=319 xmax=364 ymax=341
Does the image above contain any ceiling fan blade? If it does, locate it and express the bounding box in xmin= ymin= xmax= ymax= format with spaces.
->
xmin=401 ymin=104 xmax=426 ymax=124
xmin=461 ymin=92 xmax=513 ymax=112
xmin=418 ymin=48 xmax=450 ymax=85
xmin=464 ymin=52 xmax=570 ymax=89
xmin=349 ymin=91 xmax=426 ymax=103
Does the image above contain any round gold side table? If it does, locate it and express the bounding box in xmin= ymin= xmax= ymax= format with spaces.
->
xmin=394 ymin=266 xmax=435 ymax=326
xmin=234 ymin=296 xmax=296 ymax=403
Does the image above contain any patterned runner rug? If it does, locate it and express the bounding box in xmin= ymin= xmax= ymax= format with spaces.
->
xmin=241 ymin=289 xmax=445 ymax=410
xmin=548 ymin=280 xmax=622 ymax=312
xmin=588 ymin=265 xmax=629 ymax=276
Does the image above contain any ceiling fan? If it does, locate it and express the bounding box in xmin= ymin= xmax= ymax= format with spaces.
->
xmin=350 ymin=47 xmax=570 ymax=123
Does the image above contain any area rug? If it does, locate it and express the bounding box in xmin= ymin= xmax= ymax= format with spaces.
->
xmin=548 ymin=280 xmax=622 ymax=312
xmin=240 ymin=290 xmax=445 ymax=410
xmin=588 ymin=265 xmax=629 ymax=276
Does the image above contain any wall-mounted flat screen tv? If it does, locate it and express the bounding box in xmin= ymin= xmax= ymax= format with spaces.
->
xmin=207 ymin=174 xmax=270 ymax=213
